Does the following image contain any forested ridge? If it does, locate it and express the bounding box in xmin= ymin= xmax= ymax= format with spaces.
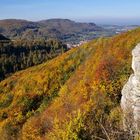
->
xmin=0 ymin=39 xmax=67 ymax=81
xmin=0 ymin=19 xmax=114 ymax=44
xmin=1 ymin=28 xmax=140 ymax=139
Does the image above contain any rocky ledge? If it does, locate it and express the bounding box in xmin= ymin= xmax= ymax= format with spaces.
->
xmin=121 ymin=43 xmax=140 ymax=134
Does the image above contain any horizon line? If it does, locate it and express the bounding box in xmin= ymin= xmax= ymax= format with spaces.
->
xmin=0 ymin=17 xmax=140 ymax=25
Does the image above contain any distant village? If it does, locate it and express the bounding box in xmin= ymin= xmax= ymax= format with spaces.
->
xmin=66 ymin=40 xmax=88 ymax=49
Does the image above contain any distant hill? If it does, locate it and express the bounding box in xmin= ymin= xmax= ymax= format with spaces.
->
xmin=0 ymin=19 xmax=39 ymax=39
xmin=39 ymin=19 xmax=101 ymax=33
xmin=0 ymin=19 xmax=114 ymax=43
xmin=1 ymin=27 xmax=140 ymax=139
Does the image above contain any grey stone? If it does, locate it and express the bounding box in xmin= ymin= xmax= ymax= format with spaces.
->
xmin=121 ymin=43 xmax=140 ymax=134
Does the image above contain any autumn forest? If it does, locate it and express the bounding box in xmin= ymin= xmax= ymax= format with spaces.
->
xmin=0 ymin=26 xmax=140 ymax=139
xmin=1 ymin=0 xmax=140 ymax=139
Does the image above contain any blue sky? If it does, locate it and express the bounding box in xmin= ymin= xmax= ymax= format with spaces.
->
xmin=0 ymin=0 xmax=140 ymax=24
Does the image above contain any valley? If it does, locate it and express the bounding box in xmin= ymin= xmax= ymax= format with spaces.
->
xmin=0 ymin=19 xmax=115 ymax=44
xmin=1 ymin=0 xmax=140 ymax=139
xmin=0 ymin=25 xmax=140 ymax=139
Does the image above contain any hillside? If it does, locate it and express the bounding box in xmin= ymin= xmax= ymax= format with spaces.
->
xmin=1 ymin=28 xmax=140 ymax=139
xmin=0 ymin=38 xmax=67 ymax=81
xmin=39 ymin=19 xmax=101 ymax=33
xmin=0 ymin=19 xmax=114 ymax=43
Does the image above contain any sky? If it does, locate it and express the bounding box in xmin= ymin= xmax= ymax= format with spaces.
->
xmin=0 ymin=0 xmax=140 ymax=25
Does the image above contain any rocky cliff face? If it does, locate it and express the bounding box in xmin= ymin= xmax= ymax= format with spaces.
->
xmin=121 ymin=43 xmax=140 ymax=134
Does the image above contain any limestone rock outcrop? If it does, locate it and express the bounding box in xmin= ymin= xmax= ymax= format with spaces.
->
xmin=121 ymin=43 xmax=140 ymax=134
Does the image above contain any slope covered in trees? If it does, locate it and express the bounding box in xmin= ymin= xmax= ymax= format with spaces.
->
xmin=0 ymin=28 xmax=140 ymax=139
xmin=0 ymin=39 xmax=67 ymax=81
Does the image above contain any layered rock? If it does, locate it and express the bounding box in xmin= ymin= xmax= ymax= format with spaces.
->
xmin=121 ymin=43 xmax=140 ymax=134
